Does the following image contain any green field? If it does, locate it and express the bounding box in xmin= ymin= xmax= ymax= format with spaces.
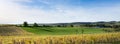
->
xmin=21 ymin=27 xmax=107 ymax=35
xmin=0 ymin=26 xmax=119 ymax=44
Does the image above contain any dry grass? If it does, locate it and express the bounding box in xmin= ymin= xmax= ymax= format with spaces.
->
xmin=0 ymin=26 xmax=32 ymax=36
xmin=0 ymin=32 xmax=120 ymax=44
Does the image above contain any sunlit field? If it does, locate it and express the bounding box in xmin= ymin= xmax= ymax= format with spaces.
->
xmin=0 ymin=32 xmax=120 ymax=44
xmin=0 ymin=26 xmax=119 ymax=44
xmin=21 ymin=27 xmax=107 ymax=35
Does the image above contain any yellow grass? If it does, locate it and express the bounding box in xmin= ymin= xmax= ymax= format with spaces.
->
xmin=0 ymin=32 xmax=120 ymax=44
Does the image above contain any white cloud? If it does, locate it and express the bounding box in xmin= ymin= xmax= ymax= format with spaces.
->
xmin=0 ymin=0 xmax=120 ymax=24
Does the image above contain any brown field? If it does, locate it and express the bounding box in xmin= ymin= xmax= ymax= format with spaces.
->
xmin=0 ymin=26 xmax=32 ymax=36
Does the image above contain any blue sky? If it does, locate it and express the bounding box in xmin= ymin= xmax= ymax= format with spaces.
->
xmin=20 ymin=0 xmax=120 ymax=8
xmin=0 ymin=0 xmax=120 ymax=24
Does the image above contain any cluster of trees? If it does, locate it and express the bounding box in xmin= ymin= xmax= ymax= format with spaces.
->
xmin=112 ymin=25 xmax=120 ymax=31
xmin=21 ymin=21 xmax=120 ymax=32
xmin=23 ymin=22 xmax=39 ymax=27
xmin=23 ymin=22 xmax=54 ymax=27
xmin=22 ymin=21 xmax=120 ymax=29
xmin=81 ymin=24 xmax=113 ymax=28
xmin=56 ymin=25 xmax=74 ymax=27
xmin=22 ymin=21 xmax=75 ymax=27
xmin=22 ymin=21 xmax=120 ymax=27
xmin=81 ymin=24 xmax=120 ymax=32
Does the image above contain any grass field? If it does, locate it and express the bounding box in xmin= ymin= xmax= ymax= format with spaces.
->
xmin=0 ymin=25 xmax=117 ymax=44
xmin=0 ymin=26 xmax=119 ymax=44
xmin=21 ymin=27 xmax=107 ymax=35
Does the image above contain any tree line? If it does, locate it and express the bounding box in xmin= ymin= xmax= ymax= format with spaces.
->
xmin=22 ymin=22 xmax=74 ymax=27
xmin=20 ymin=21 xmax=120 ymax=32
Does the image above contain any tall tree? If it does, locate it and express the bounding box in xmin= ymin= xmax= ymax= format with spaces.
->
xmin=70 ymin=25 xmax=74 ymax=27
xmin=33 ymin=23 xmax=39 ymax=27
xmin=23 ymin=21 xmax=28 ymax=27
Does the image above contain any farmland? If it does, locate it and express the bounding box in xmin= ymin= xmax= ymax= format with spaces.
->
xmin=0 ymin=25 xmax=120 ymax=44
xmin=0 ymin=32 xmax=120 ymax=44
xmin=21 ymin=27 xmax=107 ymax=35
xmin=1 ymin=0 xmax=120 ymax=44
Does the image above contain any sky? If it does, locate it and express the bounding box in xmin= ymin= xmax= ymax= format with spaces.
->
xmin=0 ymin=0 xmax=120 ymax=24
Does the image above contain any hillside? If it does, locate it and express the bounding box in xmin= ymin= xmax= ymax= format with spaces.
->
xmin=0 ymin=26 xmax=32 ymax=36
xmin=21 ymin=27 xmax=106 ymax=35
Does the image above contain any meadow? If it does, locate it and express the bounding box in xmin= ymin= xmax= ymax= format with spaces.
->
xmin=21 ymin=27 xmax=107 ymax=35
xmin=0 ymin=26 xmax=119 ymax=44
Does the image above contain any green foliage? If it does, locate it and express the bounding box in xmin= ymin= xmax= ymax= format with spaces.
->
xmin=81 ymin=29 xmax=84 ymax=34
xmin=70 ymin=25 xmax=74 ymax=27
xmin=23 ymin=21 xmax=28 ymax=27
xmin=57 ymin=25 xmax=61 ymax=27
xmin=112 ymin=25 xmax=120 ymax=32
xmin=33 ymin=23 xmax=39 ymax=27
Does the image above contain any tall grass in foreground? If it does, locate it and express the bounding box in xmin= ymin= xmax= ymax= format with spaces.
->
xmin=0 ymin=32 xmax=120 ymax=44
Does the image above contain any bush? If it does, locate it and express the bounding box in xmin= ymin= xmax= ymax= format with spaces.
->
xmin=23 ymin=22 xmax=28 ymax=27
xmin=33 ymin=23 xmax=39 ymax=27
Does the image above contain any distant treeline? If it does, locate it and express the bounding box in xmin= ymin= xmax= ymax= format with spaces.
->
xmin=17 ymin=21 xmax=120 ymax=28
xmin=16 ymin=21 xmax=120 ymax=32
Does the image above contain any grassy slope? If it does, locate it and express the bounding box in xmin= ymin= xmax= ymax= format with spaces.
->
xmin=21 ymin=27 xmax=106 ymax=35
xmin=0 ymin=26 xmax=32 ymax=36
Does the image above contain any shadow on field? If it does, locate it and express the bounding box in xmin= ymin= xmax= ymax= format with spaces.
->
xmin=30 ymin=27 xmax=53 ymax=32
xmin=42 ymin=27 xmax=53 ymax=32
xmin=42 ymin=28 xmax=53 ymax=32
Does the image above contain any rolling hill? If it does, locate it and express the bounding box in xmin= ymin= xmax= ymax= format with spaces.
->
xmin=0 ymin=26 xmax=32 ymax=36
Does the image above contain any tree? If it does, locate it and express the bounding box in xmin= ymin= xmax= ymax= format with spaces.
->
xmin=70 ymin=25 xmax=74 ymax=27
xmin=33 ymin=23 xmax=39 ymax=27
xmin=81 ymin=29 xmax=84 ymax=34
xmin=42 ymin=25 xmax=46 ymax=27
xmin=23 ymin=21 xmax=28 ymax=27
xmin=112 ymin=25 xmax=120 ymax=32
xmin=57 ymin=25 xmax=61 ymax=27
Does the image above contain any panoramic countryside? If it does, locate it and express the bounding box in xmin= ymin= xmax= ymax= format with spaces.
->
xmin=0 ymin=0 xmax=120 ymax=44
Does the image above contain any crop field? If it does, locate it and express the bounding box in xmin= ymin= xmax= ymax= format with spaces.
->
xmin=0 ymin=32 xmax=120 ymax=44
xmin=0 ymin=26 xmax=119 ymax=44
xmin=21 ymin=27 xmax=107 ymax=35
